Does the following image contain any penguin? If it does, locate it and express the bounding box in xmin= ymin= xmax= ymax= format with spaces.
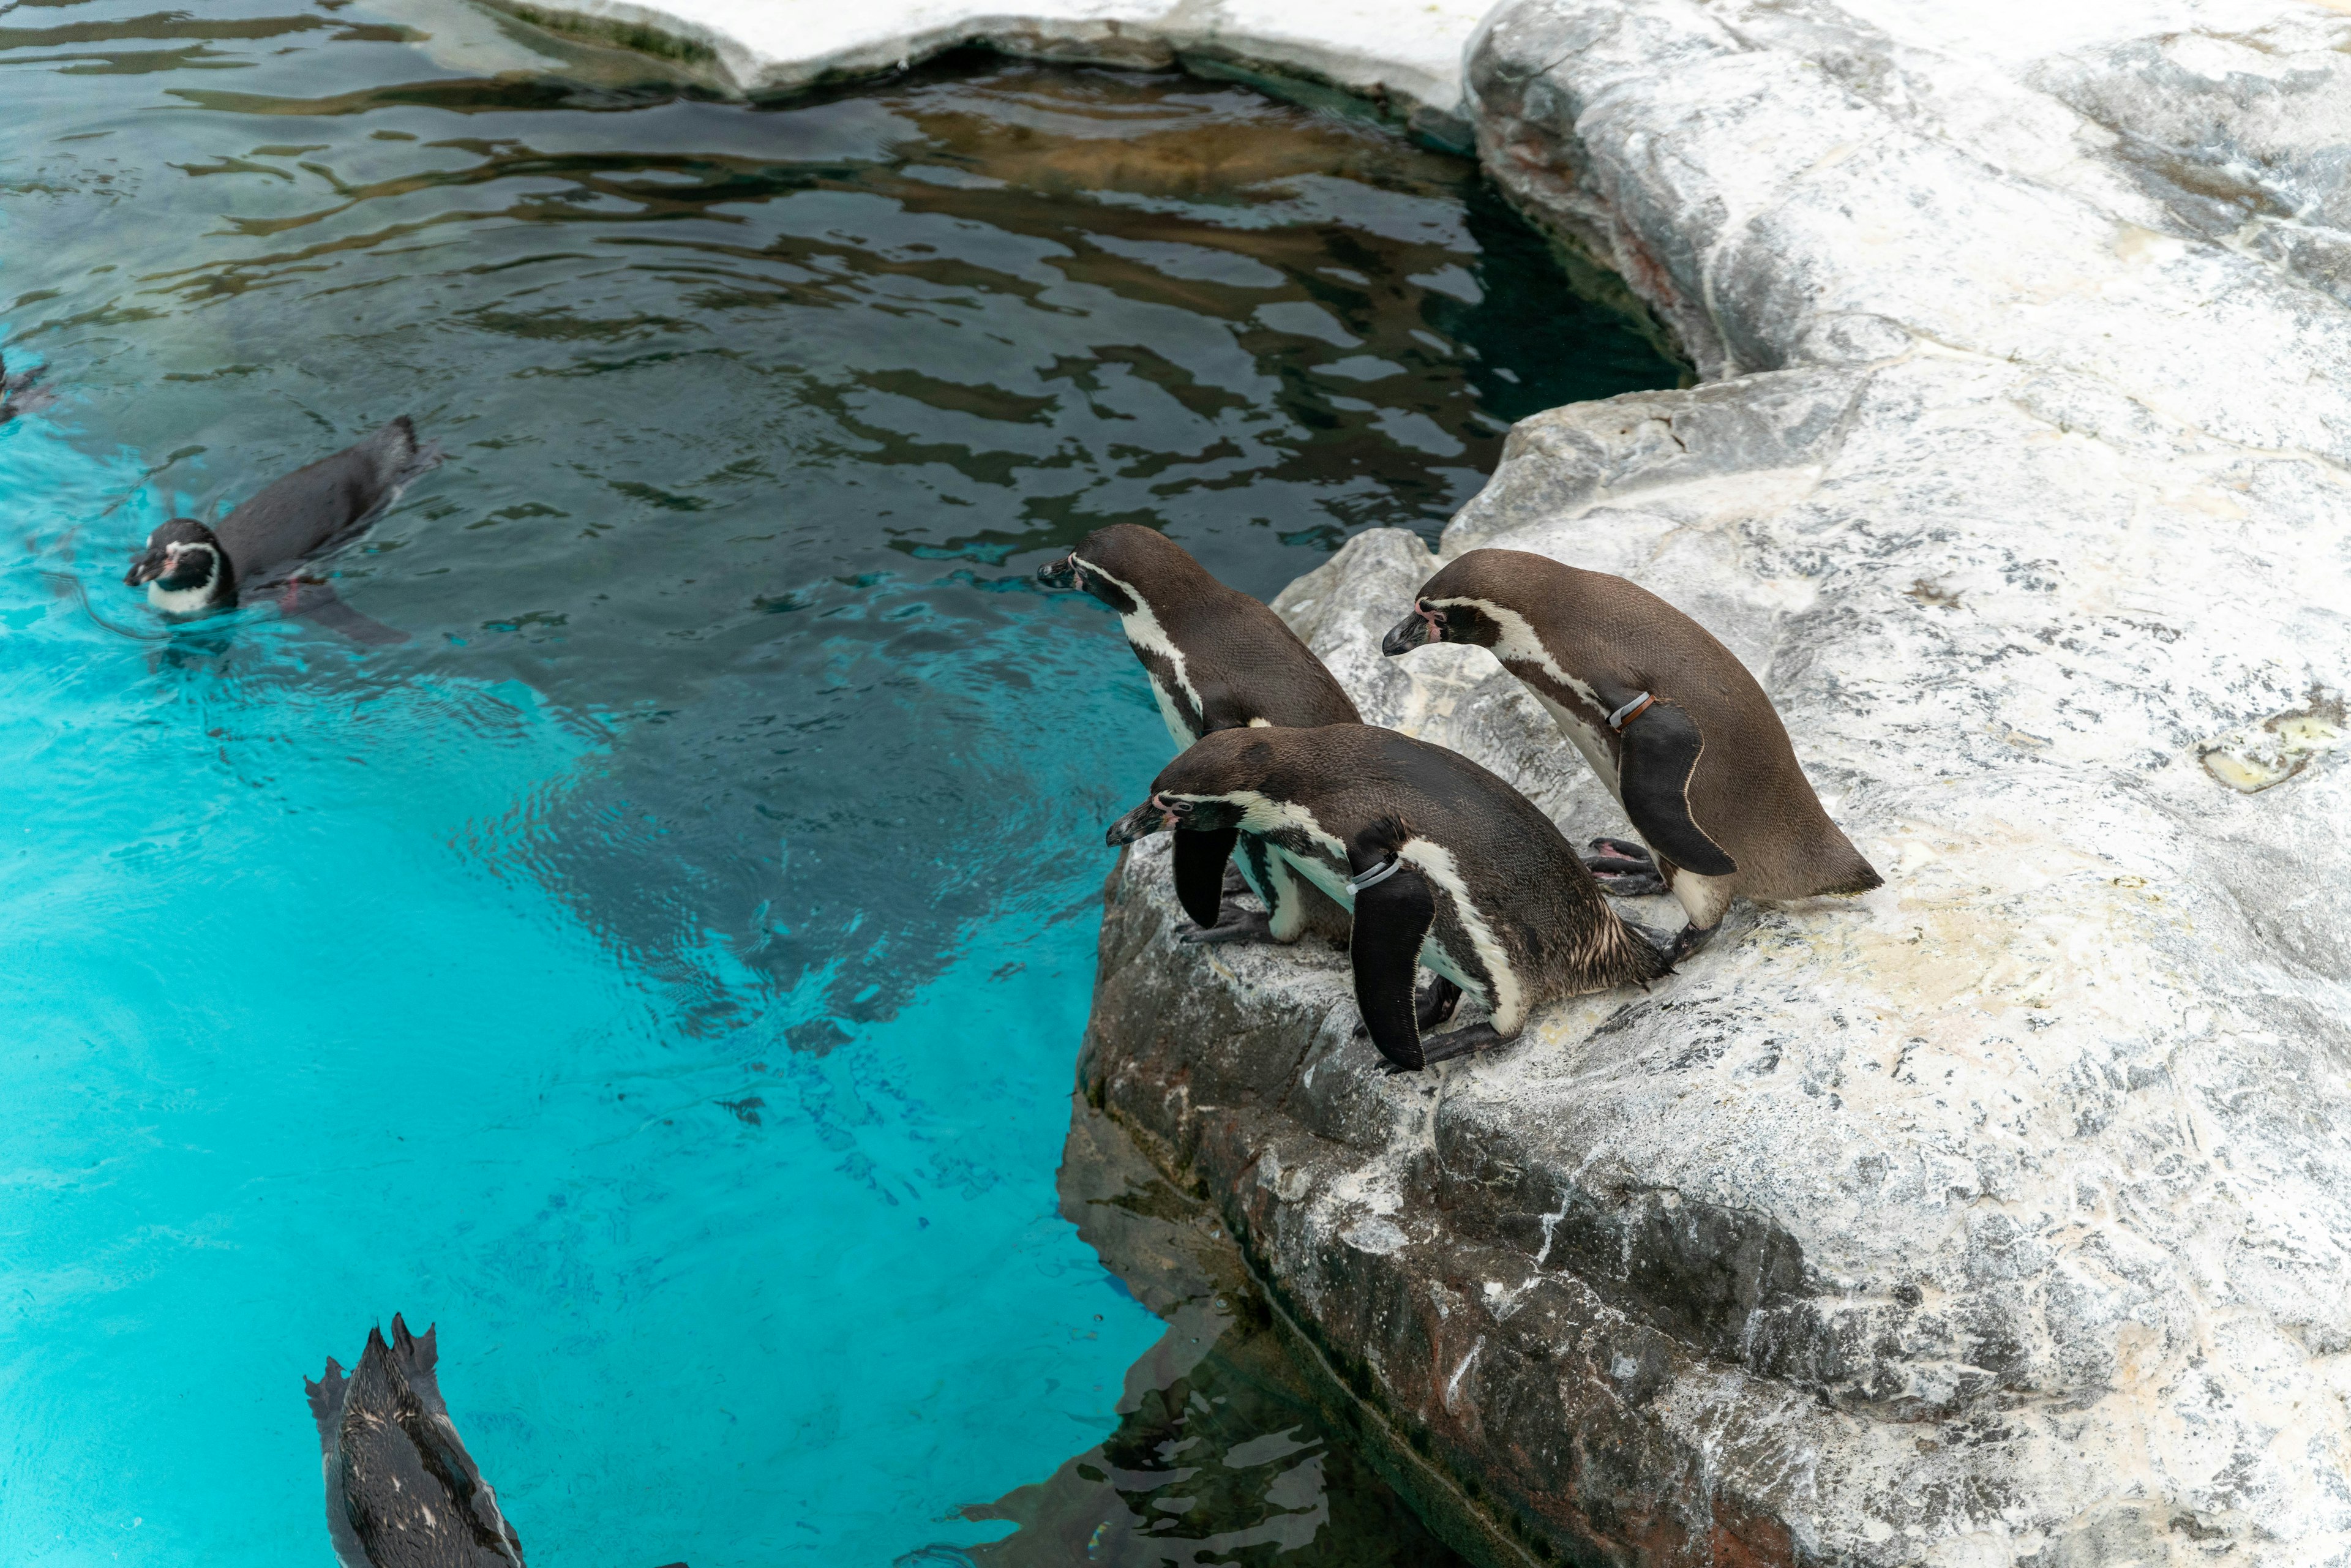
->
xmin=1041 ymin=523 xmax=1361 ymax=947
xmin=0 ymin=348 xmax=51 ymax=424
xmin=1106 ymin=724 xmax=1668 ymax=1071
xmin=305 ymin=1315 xmax=525 ymax=1568
xmin=124 ymin=417 xmax=440 ymax=644
xmin=1379 ymin=548 xmax=1880 ymax=960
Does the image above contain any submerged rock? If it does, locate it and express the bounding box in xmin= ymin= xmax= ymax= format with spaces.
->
xmin=1082 ymin=1 xmax=2351 ymax=1562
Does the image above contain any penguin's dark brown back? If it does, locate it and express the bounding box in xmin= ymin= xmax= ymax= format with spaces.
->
xmin=1422 ymin=549 xmax=1877 ymax=900
xmin=309 ymin=1316 xmax=524 ymax=1568
xmin=217 ymin=418 xmax=438 ymax=589
xmin=1068 ymin=525 xmax=1360 ymax=732
xmin=1158 ymin=724 xmax=1663 ymax=996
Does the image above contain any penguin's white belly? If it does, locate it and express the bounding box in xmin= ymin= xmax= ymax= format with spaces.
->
xmin=1146 ymin=672 xmax=1195 ymax=752
xmin=1283 ymin=848 xmax=1354 ymax=910
xmin=1397 ymin=840 xmax=1523 ymax=1032
xmin=1530 ymin=689 xmax=1621 ymax=800
xmin=1417 ymin=934 xmax=1483 ymax=997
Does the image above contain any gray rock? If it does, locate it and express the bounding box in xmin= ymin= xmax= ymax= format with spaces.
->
xmin=1081 ymin=1 xmax=2351 ymax=1562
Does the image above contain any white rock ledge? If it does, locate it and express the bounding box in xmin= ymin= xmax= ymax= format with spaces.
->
xmin=490 ymin=0 xmax=1494 ymax=141
xmin=1090 ymin=1 xmax=2351 ymax=1562
xmin=544 ymin=0 xmax=2351 ymax=1562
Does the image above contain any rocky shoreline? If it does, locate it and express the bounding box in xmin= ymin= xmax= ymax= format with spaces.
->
xmin=533 ymin=0 xmax=2351 ymax=1559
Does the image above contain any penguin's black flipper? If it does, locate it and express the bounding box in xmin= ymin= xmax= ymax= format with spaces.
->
xmin=275 ymin=579 xmax=412 ymax=646
xmin=1352 ymin=977 xmax=1461 ymax=1039
xmin=1617 ymin=700 xmax=1738 ymax=878
xmin=1172 ymin=825 xmax=1239 ymax=930
xmin=1350 ymin=864 xmax=1438 ymax=1073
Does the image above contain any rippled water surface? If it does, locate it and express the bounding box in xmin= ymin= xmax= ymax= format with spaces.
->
xmin=0 ymin=4 xmax=1679 ymax=1564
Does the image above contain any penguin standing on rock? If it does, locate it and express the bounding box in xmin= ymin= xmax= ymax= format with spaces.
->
xmin=1041 ymin=523 xmax=1361 ymax=946
xmin=305 ymin=1315 xmax=525 ymax=1568
xmin=1107 ymin=724 xmax=1668 ymax=1071
xmin=1381 ymin=548 xmax=1880 ymax=961
xmin=124 ymin=416 xmax=440 ymax=644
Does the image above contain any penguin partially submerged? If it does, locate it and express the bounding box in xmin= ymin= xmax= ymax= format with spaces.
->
xmin=0 ymin=349 xmax=52 ymax=424
xmin=1381 ymin=548 xmax=1881 ymax=960
xmin=306 ymin=1316 xmax=525 ymax=1568
xmin=1041 ymin=523 xmax=1361 ymax=946
xmin=1108 ymin=724 xmax=1669 ymax=1071
xmin=124 ymin=417 xmax=440 ymax=644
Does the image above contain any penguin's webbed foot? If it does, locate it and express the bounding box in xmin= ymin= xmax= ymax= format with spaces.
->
xmin=1179 ymin=906 xmax=1275 ymax=945
xmin=1583 ymin=836 xmax=1666 ymax=897
xmin=1373 ymin=1020 xmax=1507 ymax=1073
xmin=1221 ymin=863 xmax=1251 ymax=900
xmin=1355 ymin=977 xmax=1462 ymax=1039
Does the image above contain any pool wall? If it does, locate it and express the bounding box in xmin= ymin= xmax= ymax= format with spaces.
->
xmin=519 ymin=1 xmax=2351 ymax=1563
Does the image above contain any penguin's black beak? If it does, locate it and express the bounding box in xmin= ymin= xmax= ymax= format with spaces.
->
xmin=124 ymin=549 xmax=164 ymax=588
xmin=1037 ymin=554 xmax=1077 ymax=590
xmin=1381 ymin=602 xmax=1442 ymax=656
xmin=1106 ymin=792 xmax=1180 ymax=846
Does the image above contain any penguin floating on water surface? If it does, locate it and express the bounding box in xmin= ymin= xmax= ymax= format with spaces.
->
xmin=124 ymin=416 xmax=440 ymax=644
xmin=306 ymin=1315 xmax=525 ymax=1568
xmin=0 ymin=349 xmax=51 ymax=423
xmin=1108 ymin=724 xmax=1668 ymax=1071
xmin=1042 ymin=523 xmax=1361 ymax=946
xmin=1381 ymin=548 xmax=1880 ymax=961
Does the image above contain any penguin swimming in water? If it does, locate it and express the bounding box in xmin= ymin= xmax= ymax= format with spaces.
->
xmin=1380 ymin=548 xmax=1880 ymax=961
xmin=306 ymin=1315 xmax=525 ymax=1568
xmin=1041 ymin=523 xmax=1361 ymax=946
xmin=124 ymin=416 xmax=440 ymax=644
xmin=0 ymin=348 xmax=51 ymax=424
xmin=1107 ymin=724 xmax=1668 ymax=1071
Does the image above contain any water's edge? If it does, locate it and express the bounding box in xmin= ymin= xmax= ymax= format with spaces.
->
xmin=1062 ymin=1087 xmax=1543 ymax=1568
xmin=481 ymin=0 xmax=1695 ymax=371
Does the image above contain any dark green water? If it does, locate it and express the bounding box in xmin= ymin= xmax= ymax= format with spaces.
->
xmin=0 ymin=3 xmax=1678 ymax=1563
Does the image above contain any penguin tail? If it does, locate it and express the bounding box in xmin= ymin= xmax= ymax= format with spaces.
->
xmin=1603 ymin=911 xmax=1677 ymax=989
xmin=375 ymin=416 xmax=443 ymax=492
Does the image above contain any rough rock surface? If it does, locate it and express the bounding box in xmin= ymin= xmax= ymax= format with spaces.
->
xmin=1078 ymin=2 xmax=2351 ymax=1564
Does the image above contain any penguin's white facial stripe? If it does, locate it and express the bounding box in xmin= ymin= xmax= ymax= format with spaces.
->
xmin=1428 ymin=596 xmax=1601 ymax=709
xmin=1074 ymin=554 xmax=1207 ymax=729
xmin=1398 ymin=839 xmax=1523 ymax=1033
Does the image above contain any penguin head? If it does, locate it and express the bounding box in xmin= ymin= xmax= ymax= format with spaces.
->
xmin=1038 ymin=524 xmax=1210 ymax=615
xmin=1381 ymin=550 xmax=1518 ymax=655
xmin=1105 ymin=727 xmax=1274 ymax=844
xmin=125 ymin=518 xmax=227 ymax=602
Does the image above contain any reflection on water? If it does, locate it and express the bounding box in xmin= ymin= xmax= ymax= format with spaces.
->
xmin=0 ymin=2 xmax=1676 ymax=1564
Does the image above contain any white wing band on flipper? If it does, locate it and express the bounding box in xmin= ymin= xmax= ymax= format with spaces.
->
xmin=1608 ymin=691 xmax=1655 ymax=731
xmin=1347 ymin=856 xmax=1404 ymax=896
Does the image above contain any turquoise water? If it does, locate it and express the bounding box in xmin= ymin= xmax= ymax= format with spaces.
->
xmin=0 ymin=4 xmax=1678 ymax=1564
